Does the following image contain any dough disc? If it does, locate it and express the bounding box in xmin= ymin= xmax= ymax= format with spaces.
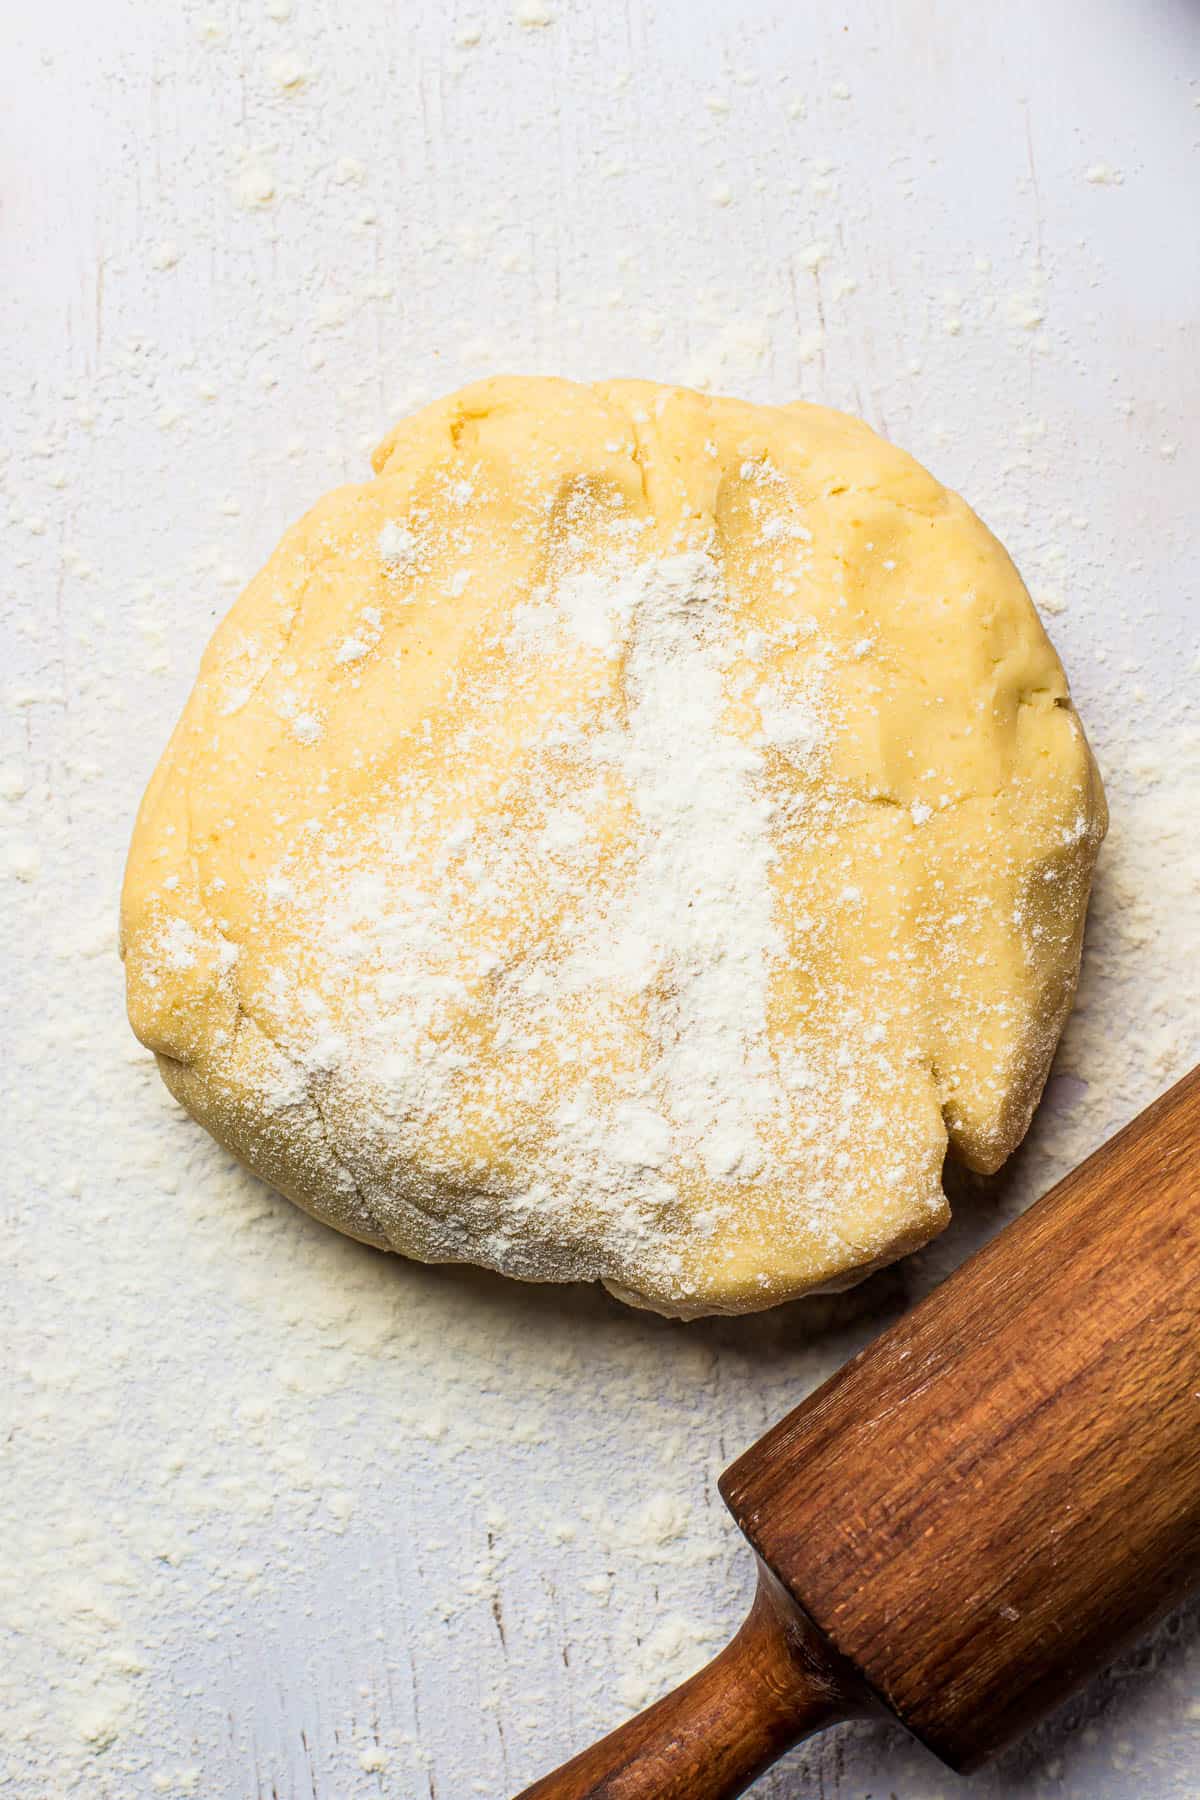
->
xmin=122 ymin=377 xmax=1106 ymax=1316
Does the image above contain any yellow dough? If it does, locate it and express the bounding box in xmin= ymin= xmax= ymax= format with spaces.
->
xmin=121 ymin=377 xmax=1106 ymax=1316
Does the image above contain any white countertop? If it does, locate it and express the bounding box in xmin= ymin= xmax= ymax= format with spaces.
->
xmin=3 ymin=1 xmax=1199 ymax=1795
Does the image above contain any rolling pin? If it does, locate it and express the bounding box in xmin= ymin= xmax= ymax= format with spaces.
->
xmin=517 ymin=1064 xmax=1200 ymax=1797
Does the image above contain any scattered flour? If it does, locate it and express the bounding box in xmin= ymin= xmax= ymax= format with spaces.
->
xmin=230 ymin=530 xmax=857 ymax=1306
xmin=2 ymin=4 xmax=1197 ymax=1797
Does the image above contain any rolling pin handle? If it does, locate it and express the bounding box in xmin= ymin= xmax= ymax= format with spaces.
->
xmin=513 ymin=1560 xmax=863 ymax=1799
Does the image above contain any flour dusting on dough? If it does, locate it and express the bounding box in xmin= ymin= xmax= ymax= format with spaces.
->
xmin=121 ymin=378 xmax=1106 ymax=1316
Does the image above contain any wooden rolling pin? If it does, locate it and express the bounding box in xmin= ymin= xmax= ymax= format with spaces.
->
xmin=517 ymin=1065 xmax=1200 ymax=1796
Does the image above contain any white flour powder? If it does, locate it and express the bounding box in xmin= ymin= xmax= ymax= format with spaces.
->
xmin=4 ymin=4 xmax=1198 ymax=1796
xmin=550 ymin=552 xmax=807 ymax=1184
xmin=256 ymin=543 xmax=837 ymax=1298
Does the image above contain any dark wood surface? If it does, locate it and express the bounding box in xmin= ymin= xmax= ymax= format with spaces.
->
xmin=514 ymin=1562 xmax=867 ymax=1799
xmin=722 ymin=1064 xmax=1200 ymax=1770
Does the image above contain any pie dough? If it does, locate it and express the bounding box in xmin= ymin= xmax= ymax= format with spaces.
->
xmin=121 ymin=377 xmax=1106 ymax=1316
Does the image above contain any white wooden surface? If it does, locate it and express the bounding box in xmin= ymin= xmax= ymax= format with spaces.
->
xmin=3 ymin=2 xmax=1199 ymax=1796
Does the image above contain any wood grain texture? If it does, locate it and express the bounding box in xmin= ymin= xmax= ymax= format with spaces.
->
xmin=721 ymin=1064 xmax=1200 ymax=1771
xmin=514 ymin=1562 xmax=867 ymax=1799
